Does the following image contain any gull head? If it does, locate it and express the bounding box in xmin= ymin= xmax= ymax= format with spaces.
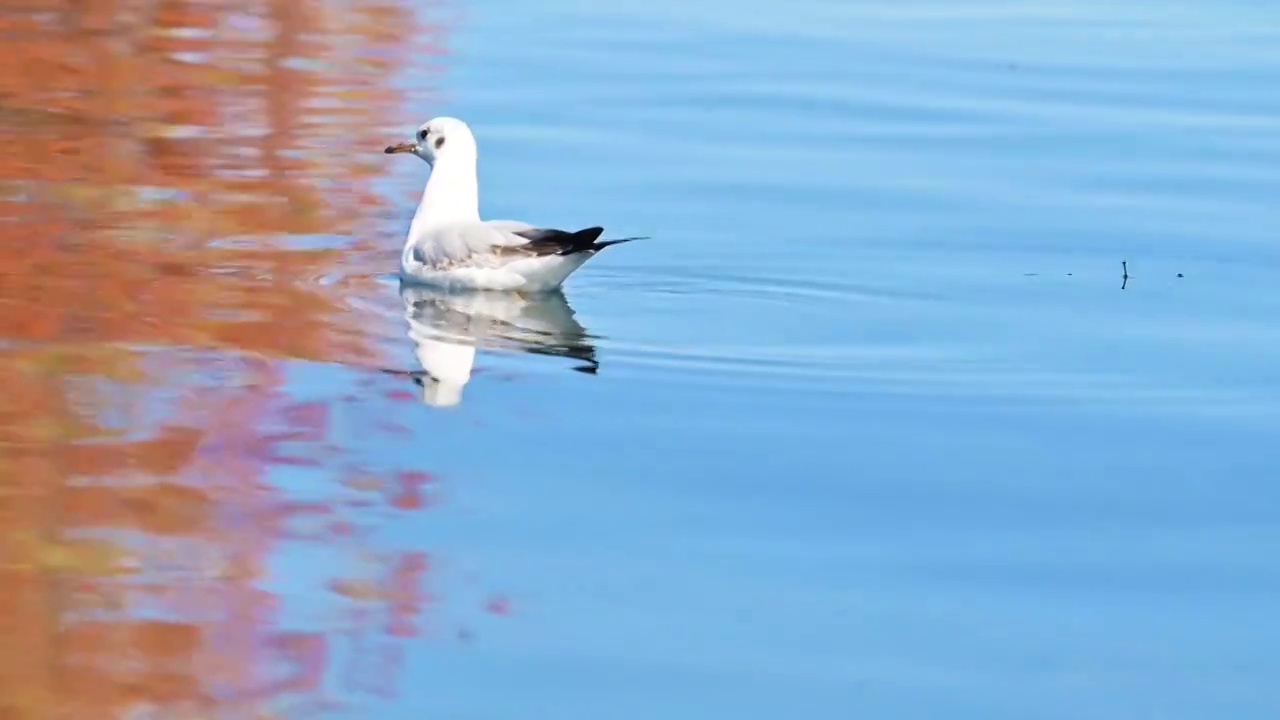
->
xmin=384 ymin=116 xmax=476 ymax=167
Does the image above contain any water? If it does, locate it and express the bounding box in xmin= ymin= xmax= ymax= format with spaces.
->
xmin=1 ymin=1 xmax=1278 ymax=718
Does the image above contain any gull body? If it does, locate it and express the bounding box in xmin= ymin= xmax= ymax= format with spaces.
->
xmin=385 ymin=117 xmax=642 ymax=292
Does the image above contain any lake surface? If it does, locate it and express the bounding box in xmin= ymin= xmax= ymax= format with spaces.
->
xmin=1 ymin=1 xmax=1278 ymax=718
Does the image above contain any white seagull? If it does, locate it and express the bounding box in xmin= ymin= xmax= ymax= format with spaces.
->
xmin=385 ymin=117 xmax=644 ymax=292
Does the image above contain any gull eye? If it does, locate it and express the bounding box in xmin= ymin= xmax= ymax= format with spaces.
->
xmin=417 ymin=129 xmax=429 ymax=142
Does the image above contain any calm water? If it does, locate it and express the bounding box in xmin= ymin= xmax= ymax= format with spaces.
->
xmin=2 ymin=1 xmax=1279 ymax=718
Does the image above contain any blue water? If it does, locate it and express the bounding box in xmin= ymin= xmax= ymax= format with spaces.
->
xmin=295 ymin=1 xmax=1280 ymax=716
xmin=7 ymin=0 xmax=1279 ymax=718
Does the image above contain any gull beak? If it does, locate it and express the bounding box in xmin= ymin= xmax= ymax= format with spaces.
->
xmin=384 ymin=141 xmax=417 ymax=154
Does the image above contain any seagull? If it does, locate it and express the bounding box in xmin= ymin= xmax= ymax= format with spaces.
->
xmin=385 ymin=117 xmax=644 ymax=292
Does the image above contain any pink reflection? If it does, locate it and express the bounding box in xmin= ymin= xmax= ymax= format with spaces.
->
xmin=0 ymin=0 xmax=504 ymax=716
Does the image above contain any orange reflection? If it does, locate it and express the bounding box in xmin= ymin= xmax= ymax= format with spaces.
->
xmin=0 ymin=0 xmax=446 ymax=717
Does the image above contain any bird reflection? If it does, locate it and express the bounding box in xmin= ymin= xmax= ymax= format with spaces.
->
xmin=398 ymin=284 xmax=599 ymax=407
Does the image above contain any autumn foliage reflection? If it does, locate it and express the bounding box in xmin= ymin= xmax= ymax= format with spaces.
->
xmin=0 ymin=1 xmax=444 ymax=717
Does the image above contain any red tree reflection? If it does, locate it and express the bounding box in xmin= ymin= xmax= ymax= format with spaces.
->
xmin=0 ymin=0 xmax=454 ymax=717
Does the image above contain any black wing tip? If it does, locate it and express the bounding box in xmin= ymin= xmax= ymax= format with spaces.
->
xmin=553 ymin=226 xmax=606 ymax=255
xmin=573 ymin=226 xmax=606 ymax=243
xmin=592 ymin=235 xmax=648 ymax=250
xmin=512 ymin=226 xmax=647 ymax=255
